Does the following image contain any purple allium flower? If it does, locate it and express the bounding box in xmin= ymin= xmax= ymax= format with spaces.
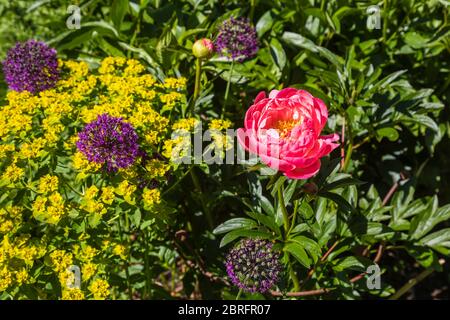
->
xmin=2 ymin=40 xmax=60 ymax=94
xmin=215 ymin=17 xmax=259 ymax=62
xmin=226 ymin=239 xmax=282 ymax=293
xmin=77 ymin=114 xmax=140 ymax=171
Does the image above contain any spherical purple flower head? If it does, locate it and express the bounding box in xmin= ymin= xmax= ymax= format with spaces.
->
xmin=226 ymin=239 xmax=282 ymax=293
xmin=77 ymin=114 xmax=140 ymax=172
xmin=215 ymin=17 xmax=259 ymax=62
xmin=2 ymin=40 xmax=60 ymax=94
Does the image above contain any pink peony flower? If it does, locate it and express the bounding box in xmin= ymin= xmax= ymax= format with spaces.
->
xmin=237 ymin=88 xmax=339 ymax=179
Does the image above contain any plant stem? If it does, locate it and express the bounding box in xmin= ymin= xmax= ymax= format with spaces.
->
xmin=277 ymin=186 xmax=290 ymax=234
xmin=249 ymin=0 xmax=256 ymax=21
xmin=117 ymin=217 xmax=132 ymax=299
xmin=286 ymin=199 xmax=299 ymax=237
xmin=193 ymin=58 xmax=202 ymax=104
xmin=221 ymin=60 xmax=235 ymax=119
xmin=287 ymin=255 xmax=300 ymax=292
xmin=190 ymin=166 xmax=214 ymax=229
xmin=389 ymin=261 xmax=444 ymax=300
xmin=143 ymin=231 xmax=151 ymax=299
xmin=235 ymin=288 xmax=243 ymax=300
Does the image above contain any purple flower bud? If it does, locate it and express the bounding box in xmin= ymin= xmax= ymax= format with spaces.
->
xmin=225 ymin=239 xmax=282 ymax=293
xmin=215 ymin=17 xmax=259 ymax=62
xmin=76 ymin=114 xmax=140 ymax=172
xmin=2 ymin=40 xmax=60 ymax=94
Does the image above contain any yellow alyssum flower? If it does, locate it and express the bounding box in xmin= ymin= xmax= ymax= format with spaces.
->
xmin=159 ymin=92 xmax=183 ymax=108
xmin=209 ymin=119 xmax=233 ymax=131
xmin=112 ymin=244 xmax=127 ymax=260
xmin=62 ymin=288 xmax=85 ymax=300
xmin=18 ymin=138 xmax=46 ymax=159
xmin=98 ymin=56 xmax=126 ymax=74
xmin=162 ymin=77 xmax=187 ymax=90
xmin=89 ymin=279 xmax=110 ymax=300
xmin=84 ymin=185 xmax=99 ymax=200
xmin=82 ymin=262 xmax=97 ymax=281
xmin=0 ymin=206 xmax=23 ymax=234
xmin=72 ymin=151 xmax=101 ymax=174
xmin=0 ymin=267 xmax=13 ymax=291
xmin=32 ymin=192 xmax=65 ymax=224
xmin=115 ymin=180 xmax=136 ymax=204
xmin=101 ymin=186 xmax=115 ymax=205
xmin=162 ymin=136 xmax=191 ymax=161
xmin=142 ymin=188 xmax=161 ymax=209
xmin=50 ymin=250 xmax=73 ymax=274
xmin=0 ymin=144 xmax=15 ymax=159
xmin=62 ymin=60 xmax=89 ymax=78
xmin=172 ymin=118 xmax=200 ymax=132
xmin=38 ymin=174 xmax=59 ymax=194
xmin=124 ymin=59 xmax=145 ymax=76
xmin=145 ymin=159 xmax=170 ymax=179
xmin=2 ymin=163 xmax=24 ymax=182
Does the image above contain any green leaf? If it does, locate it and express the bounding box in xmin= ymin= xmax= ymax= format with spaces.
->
xmin=281 ymin=32 xmax=318 ymax=52
xmin=420 ymin=228 xmax=450 ymax=248
xmin=256 ymin=11 xmax=273 ymax=37
xmin=410 ymin=201 xmax=450 ymax=239
xmin=376 ymin=127 xmax=399 ymax=142
xmin=259 ymin=195 xmax=274 ymax=216
xmin=299 ymin=200 xmax=314 ymax=220
xmin=269 ymin=38 xmax=287 ymax=71
xmin=332 ymin=256 xmax=372 ymax=272
xmin=213 ymin=218 xmax=257 ymax=235
xmin=219 ymin=229 xmax=273 ymax=248
xmin=111 ymin=0 xmax=128 ymax=30
xmin=321 ymin=177 xmax=365 ymax=192
xmin=246 ymin=211 xmax=281 ymax=235
xmin=284 ymin=243 xmax=311 ymax=268
xmin=289 ymin=236 xmax=321 ymax=263
xmin=319 ymin=191 xmax=356 ymax=213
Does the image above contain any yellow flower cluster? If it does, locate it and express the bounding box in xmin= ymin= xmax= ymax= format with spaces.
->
xmin=112 ymin=244 xmax=127 ymax=260
xmin=0 ymin=56 xmax=198 ymax=299
xmin=172 ymin=118 xmax=200 ymax=132
xmin=142 ymin=188 xmax=161 ymax=209
xmin=0 ymin=236 xmax=45 ymax=292
xmin=145 ymin=159 xmax=170 ymax=179
xmin=0 ymin=206 xmax=23 ymax=234
xmin=89 ymin=279 xmax=110 ymax=300
xmin=81 ymin=186 xmax=107 ymax=216
xmin=115 ymin=180 xmax=137 ymax=205
xmin=209 ymin=119 xmax=233 ymax=131
xmin=32 ymin=192 xmax=65 ymax=224
xmin=38 ymin=174 xmax=59 ymax=194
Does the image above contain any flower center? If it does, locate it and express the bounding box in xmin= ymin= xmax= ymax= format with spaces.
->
xmin=274 ymin=119 xmax=300 ymax=139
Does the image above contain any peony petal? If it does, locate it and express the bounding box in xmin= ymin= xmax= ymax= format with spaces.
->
xmin=284 ymin=160 xmax=321 ymax=180
xmin=254 ymin=91 xmax=267 ymax=104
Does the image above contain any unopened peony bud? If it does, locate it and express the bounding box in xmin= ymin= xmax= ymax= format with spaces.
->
xmin=192 ymin=38 xmax=214 ymax=59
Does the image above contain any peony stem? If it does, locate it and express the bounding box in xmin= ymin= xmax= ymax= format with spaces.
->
xmin=193 ymin=58 xmax=202 ymax=104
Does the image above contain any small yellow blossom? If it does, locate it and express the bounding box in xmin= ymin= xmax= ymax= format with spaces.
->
xmin=39 ymin=174 xmax=59 ymax=194
xmin=112 ymin=244 xmax=127 ymax=260
xmin=89 ymin=279 xmax=110 ymax=300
